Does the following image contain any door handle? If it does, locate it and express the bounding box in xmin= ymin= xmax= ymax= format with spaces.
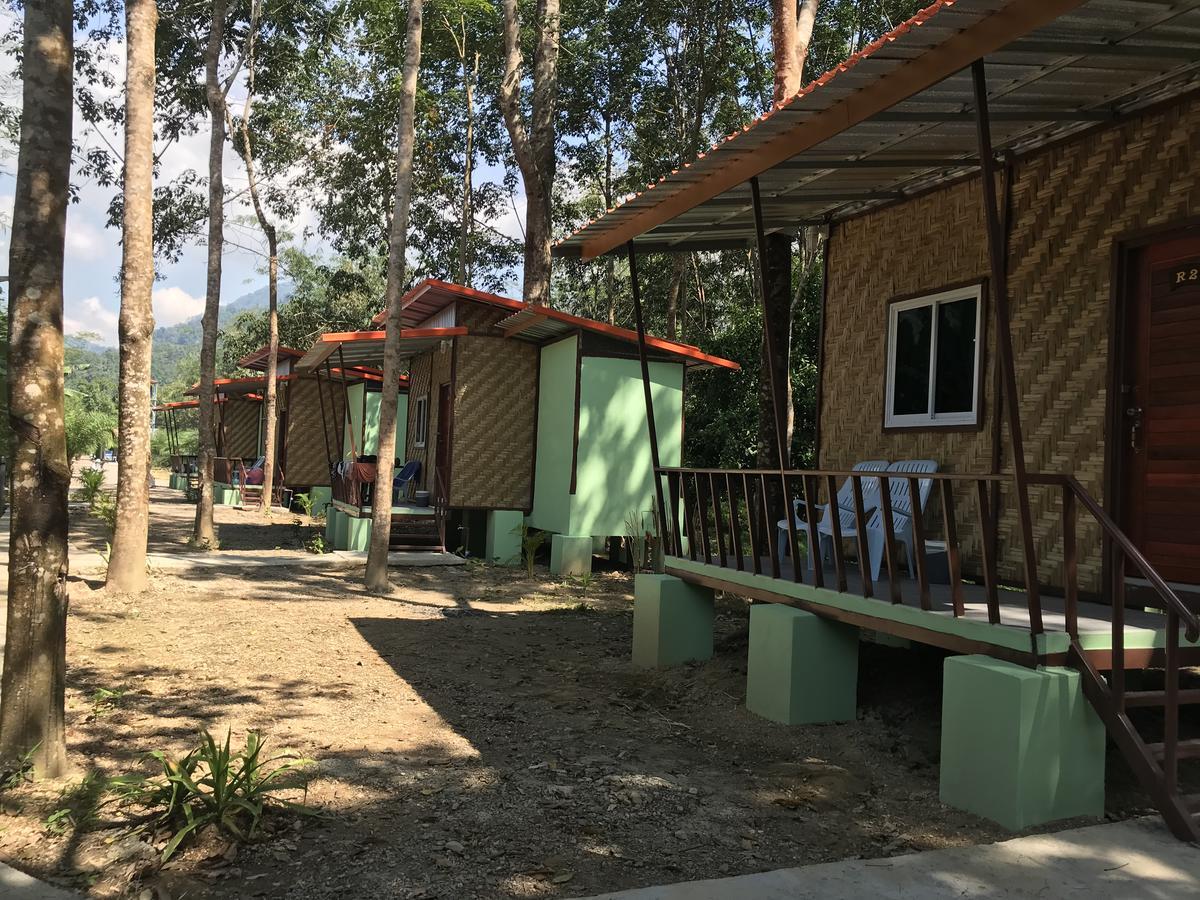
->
xmin=1126 ymin=406 xmax=1143 ymax=451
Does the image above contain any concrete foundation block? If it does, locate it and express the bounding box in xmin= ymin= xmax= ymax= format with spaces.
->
xmin=550 ymin=534 xmax=593 ymax=576
xmin=940 ymin=655 xmax=1105 ymax=831
xmin=632 ymin=574 xmax=714 ymax=668
xmin=340 ymin=513 xmax=372 ymax=552
xmin=746 ymin=604 xmax=859 ymax=725
xmin=213 ymin=483 xmax=241 ymax=506
xmin=486 ymin=510 xmax=525 ymax=564
xmin=307 ymin=486 xmax=332 ymax=517
xmin=325 ymin=507 xmax=342 ymax=545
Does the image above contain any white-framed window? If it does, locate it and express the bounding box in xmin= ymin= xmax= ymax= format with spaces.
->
xmin=413 ymin=395 xmax=429 ymax=448
xmin=884 ymin=283 xmax=983 ymax=429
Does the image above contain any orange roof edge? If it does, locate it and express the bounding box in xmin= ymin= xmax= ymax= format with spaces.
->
xmin=368 ymin=278 xmax=739 ymax=370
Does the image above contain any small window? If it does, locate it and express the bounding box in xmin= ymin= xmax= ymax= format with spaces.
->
xmin=413 ymin=396 xmax=429 ymax=448
xmin=884 ymin=284 xmax=982 ymax=429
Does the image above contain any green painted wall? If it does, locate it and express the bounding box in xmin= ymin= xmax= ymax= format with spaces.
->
xmin=527 ymin=344 xmax=683 ymax=539
xmin=343 ymin=384 xmax=407 ymax=459
xmin=528 ymin=335 xmax=578 ymax=534
xmin=571 ymin=356 xmax=682 ymax=537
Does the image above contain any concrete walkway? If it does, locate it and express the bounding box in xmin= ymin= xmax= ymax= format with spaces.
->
xmin=0 ymin=863 xmax=78 ymax=899
xmin=573 ymin=818 xmax=1200 ymax=899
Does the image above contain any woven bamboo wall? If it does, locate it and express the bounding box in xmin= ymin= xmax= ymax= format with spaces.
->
xmin=284 ymin=375 xmax=345 ymax=488
xmin=821 ymin=95 xmax=1200 ymax=591
xmin=223 ymin=398 xmax=260 ymax=460
xmin=450 ymin=335 xmax=537 ymax=509
xmin=457 ymin=301 xmax=510 ymax=334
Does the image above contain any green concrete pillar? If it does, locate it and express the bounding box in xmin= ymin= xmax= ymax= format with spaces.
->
xmin=344 ymin=514 xmax=372 ymax=552
xmin=550 ymin=534 xmax=593 ymax=576
xmin=746 ymin=604 xmax=859 ymax=725
xmin=939 ymin=655 xmax=1105 ymax=831
xmin=325 ymin=506 xmax=342 ymax=545
xmin=308 ymin=486 xmax=332 ymax=517
xmin=486 ymin=510 xmax=524 ymax=564
xmin=632 ymin=574 xmax=713 ymax=668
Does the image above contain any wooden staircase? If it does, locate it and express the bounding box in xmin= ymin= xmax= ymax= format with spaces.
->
xmin=1071 ymin=641 xmax=1200 ymax=842
xmin=387 ymin=512 xmax=445 ymax=552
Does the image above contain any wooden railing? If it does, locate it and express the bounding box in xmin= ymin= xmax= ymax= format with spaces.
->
xmin=432 ymin=468 xmax=448 ymax=550
xmin=169 ymin=453 xmax=198 ymax=474
xmin=657 ymin=467 xmax=1198 ymax=646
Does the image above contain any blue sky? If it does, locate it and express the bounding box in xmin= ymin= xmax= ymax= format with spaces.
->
xmin=0 ymin=20 xmax=524 ymax=347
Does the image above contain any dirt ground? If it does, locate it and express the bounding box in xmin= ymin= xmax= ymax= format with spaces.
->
xmin=0 ymin=484 xmax=1187 ymax=899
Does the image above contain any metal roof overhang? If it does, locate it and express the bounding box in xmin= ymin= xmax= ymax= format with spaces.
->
xmin=295 ymin=327 xmax=469 ymax=372
xmin=493 ymin=306 xmax=741 ymax=369
xmin=237 ymin=346 xmax=307 ymax=371
xmin=554 ymin=0 xmax=1200 ymax=258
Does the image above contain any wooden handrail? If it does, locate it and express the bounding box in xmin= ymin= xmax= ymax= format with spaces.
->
xmin=657 ymin=465 xmax=1010 ymax=482
xmin=658 ymin=465 xmax=1199 ymax=646
xmin=1029 ymin=473 xmax=1199 ymax=643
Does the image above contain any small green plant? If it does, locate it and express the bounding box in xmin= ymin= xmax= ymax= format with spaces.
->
xmin=91 ymin=492 xmax=118 ymax=533
xmin=0 ymin=744 xmax=38 ymax=792
xmin=305 ymin=532 xmax=328 ymax=554
xmin=293 ymin=492 xmax=314 ymax=517
xmin=45 ymin=771 xmax=112 ymax=836
xmin=75 ymin=466 xmax=106 ymax=505
xmin=90 ymin=686 xmax=128 ymax=717
xmin=569 ymin=571 xmax=595 ymax=595
xmin=512 ymin=522 xmax=547 ymax=576
xmin=121 ymin=730 xmax=313 ymax=862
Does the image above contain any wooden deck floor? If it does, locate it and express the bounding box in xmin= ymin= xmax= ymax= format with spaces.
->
xmin=665 ymin=554 xmax=1200 ymax=669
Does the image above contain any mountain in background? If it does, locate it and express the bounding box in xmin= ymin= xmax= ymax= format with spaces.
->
xmin=151 ymin=282 xmax=294 ymax=385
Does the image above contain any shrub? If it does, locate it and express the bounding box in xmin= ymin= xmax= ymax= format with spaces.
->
xmin=76 ymin=466 xmax=106 ymax=506
xmin=91 ymin=492 xmax=118 ymax=533
xmin=121 ymin=730 xmax=312 ymax=862
xmin=293 ymin=492 xmax=314 ymax=517
xmin=511 ymin=522 xmax=546 ymax=576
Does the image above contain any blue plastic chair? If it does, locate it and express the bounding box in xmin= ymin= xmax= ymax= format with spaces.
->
xmin=393 ymin=460 xmax=422 ymax=505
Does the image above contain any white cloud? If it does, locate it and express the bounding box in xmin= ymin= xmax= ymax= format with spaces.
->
xmin=65 ymin=218 xmax=110 ymax=262
xmin=64 ymin=296 xmax=119 ymax=345
xmin=153 ymin=285 xmax=206 ymax=327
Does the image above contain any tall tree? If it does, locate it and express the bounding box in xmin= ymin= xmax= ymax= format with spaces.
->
xmin=231 ymin=0 xmax=281 ymax=514
xmin=758 ymin=0 xmax=819 ymax=470
xmin=193 ymin=0 xmax=241 ymax=547
xmin=0 ymin=0 xmax=73 ymax=776
xmin=498 ymin=0 xmax=560 ymax=305
xmin=365 ymin=0 xmax=424 ymax=593
xmin=107 ymin=0 xmax=159 ymax=592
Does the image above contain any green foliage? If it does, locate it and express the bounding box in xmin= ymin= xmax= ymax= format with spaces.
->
xmin=293 ymin=492 xmax=315 ymax=517
xmin=512 ymin=522 xmax=547 ymax=576
xmin=91 ymin=493 xmax=118 ymax=534
xmin=45 ymin=771 xmax=111 ymax=836
xmin=65 ymin=395 xmax=116 ymax=466
xmin=0 ymin=744 xmax=38 ymax=793
xmin=76 ymin=466 xmax=107 ymax=505
xmin=90 ymin=686 xmax=129 ymax=717
xmin=122 ymin=730 xmax=313 ymax=862
xmin=305 ymin=532 xmax=328 ymax=554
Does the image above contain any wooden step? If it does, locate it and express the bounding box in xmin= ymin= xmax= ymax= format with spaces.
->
xmin=1124 ymin=689 xmax=1200 ymax=708
xmin=1146 ymin=739 xmax=1200 ymax=761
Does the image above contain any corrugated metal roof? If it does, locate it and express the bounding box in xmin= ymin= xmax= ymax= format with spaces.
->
xmin=294 ymin=328 xmax=468 ymax=372
xmin=555 ymin=0 xmax=1200 ymax=258
xmin=367 ymin=279 xmax=740 ymax=369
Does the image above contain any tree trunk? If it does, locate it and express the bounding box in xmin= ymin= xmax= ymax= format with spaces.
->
xmin=498 ymin=0 xmax=560 ymax=306
xmin=365 ymin=0 xmax=424 ymax=594
xmin=0 ymin=0 xmax=73 ymax=777
xmin=756 ymin=0 xmax=819 ymax=469
xmin=192 ymin=0 xmax=228 ymax=548
xmin=233 ymin=1 xmax=279 ymax=514
xmin=107 ymin=0 xmax=158 ymax=593
xmin=756 ymin=233 xmax=794 ymax=469
xmin=665 ymin=254 xmax=686 ymax=340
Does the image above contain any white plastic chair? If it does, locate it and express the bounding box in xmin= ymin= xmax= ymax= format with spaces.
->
xmin=776 ymin=460 xmax=889 ymax=564
xmin=863 ymin=460 xmax=938 ymax=582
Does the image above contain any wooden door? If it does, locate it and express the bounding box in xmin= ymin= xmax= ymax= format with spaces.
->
xmin=1124 ymin=233 xmax=1200 ymax=585
xmin=434 ymin=382 xmax=452 ymax=497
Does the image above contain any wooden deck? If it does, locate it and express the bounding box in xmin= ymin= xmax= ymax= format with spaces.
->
xmin=666 ymin=554 xmax=1200 ymax=669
